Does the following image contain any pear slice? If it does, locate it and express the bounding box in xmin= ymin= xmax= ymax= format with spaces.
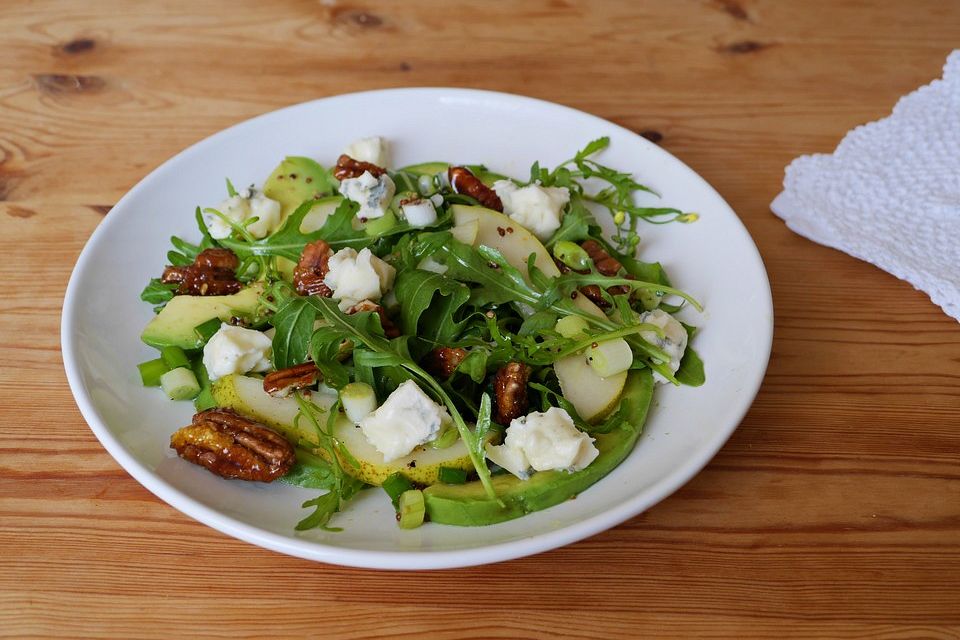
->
xmin=586 ymin=338 xmax=633 ymax=378
xmin=554 ymin=354 xmax=627 ymax=423
xmin=210 ymin=374 xmax=490 ymax=485
xmin=451 ymin=204 xmax=560 ymax=279
xmin=450 ymin=218 xmax=479 ymax=246
xmin=298 ymin=195 xmax=345 ymax=233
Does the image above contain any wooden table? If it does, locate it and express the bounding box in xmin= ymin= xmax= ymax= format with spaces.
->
xmin=3 ymin=1 xmax=958 ymax=637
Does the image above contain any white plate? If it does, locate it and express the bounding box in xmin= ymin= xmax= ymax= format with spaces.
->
xmin=62 ymin=88 xmax=772 ymax=570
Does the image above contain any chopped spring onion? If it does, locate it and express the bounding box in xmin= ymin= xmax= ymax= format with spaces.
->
xmin=160 ymin=367 xmax=201 ymax=401
xmin=160 ymin=346 xmax=191 ymax=370
xmin=192 ymin=361 xmax=217 ymax=411
xmin=382 ymin=472 xmax=414 ymax=509
xmin=437 ymin=467 xmax=468 ymax=484
xmin=397 ymin=489 xmax=425 ymax=529
xmin=193 ymin=317 xmax=222 ymax=344
xmin=137 ymin=357 xmax=170 ymax=387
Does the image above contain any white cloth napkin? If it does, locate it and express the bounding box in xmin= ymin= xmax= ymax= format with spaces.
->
xmin=771 ymin=51 xmax=960 ymax=320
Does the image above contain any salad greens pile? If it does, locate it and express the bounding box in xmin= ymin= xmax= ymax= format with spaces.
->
xmin=138 ymin=137 xmax=704 ymax=531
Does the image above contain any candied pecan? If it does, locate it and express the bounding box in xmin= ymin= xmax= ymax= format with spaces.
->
xmin=333 ymin=154 xmax=387 ymax=181
xmin=177 ymin=267 xmax=242 ymax=296
xmin=161 ymin=265 xmax=190 ymax=284
xmin=607 ymin=274 xmax=636 ymax=297
xmin=263 ymin=362 xmax=320 ymax=398
xmin=293 ymin=239 xmax=334 ymax=297
xmin=160 ymin=248 xmax=242 ymax=296
xmin=170 ymin=409 xmax=295 ymax=482
xmin=448 ymin=166 xmax=503 ymax=212
xmin=493 ymin=362 xmax=531 ymax=425
xmin=422 ymin=347 xmax=467 ymax=379
xmin=580 ymin=239 xmax=623 ymax=276
xmin=574 ymin=241 xmax=635 ymax=305
xmin=194 ymin=248 xmax=240 ymax=271
xmin=346 ymin=299 xmax=400 ymax=338
xmin=579 ymin=284 xmax=609 ymax=308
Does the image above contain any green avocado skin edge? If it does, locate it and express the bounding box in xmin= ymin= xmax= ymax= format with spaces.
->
xmin=423 ymin=369 xmax=655 ymax=526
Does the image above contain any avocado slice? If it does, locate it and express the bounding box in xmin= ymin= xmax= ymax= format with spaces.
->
xmin=397 ymin=161 xmax=449 ymax=177
xmin=262 ymin=156 xmax=338 ymax=222
xmin=423 ymin=369 xmax=654 ymax=526
xmin=141 ymin=284 xmax=264 ymax=349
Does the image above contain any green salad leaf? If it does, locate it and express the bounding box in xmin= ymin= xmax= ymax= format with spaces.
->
xmin=270 ymin=297 xmax=318 ymax=369
xmin=306 ymin=296 xmax=499 ymax=501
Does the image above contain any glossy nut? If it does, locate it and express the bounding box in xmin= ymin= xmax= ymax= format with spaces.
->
xmin=170 ymin=409 xmax=295 ymax=482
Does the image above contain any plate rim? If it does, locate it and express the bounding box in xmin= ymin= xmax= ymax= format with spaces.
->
xmin=62 ymin=87 xmax=773 ymax=570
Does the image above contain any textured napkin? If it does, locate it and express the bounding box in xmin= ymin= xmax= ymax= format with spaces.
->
xmin=771 ymin=51 xmax=960 ymax=320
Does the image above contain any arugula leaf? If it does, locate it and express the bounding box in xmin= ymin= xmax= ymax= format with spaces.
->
xmin=528 ymin=381 xmax=588 ymax=430
xmin=518 ymin=310 xmax=558 ymax=337
xmin=281 ymin=449 xmax=336 ymax=489
xmin=432 ymin=236 xmax=683 ymax=369
xmin=220 ymin=198 xmax=370 ymax=261
xmin=590 ymin=368 xmax=655 ymax=434
xmin=166 ymin=222 xmax=215 ymax=266
xmin=306 ymin=296 xmax=499 ymax=502
xmin=544 ymin=197 xmax=594 ymax=249
xmin=549 ymin=271 xmax=702 ymax=312
xmin=271 ymin=297 xmax=317 ymax=369
xmin=472 ymin=393 xmax=493 ymax=459
xmin=538 ymin=138 xmax=696 ymax=254
xmin=296 ymin=491 xmax=341 ymax=530
xmin=456 ymin=349 xmax=489 ymax=383
xmin=674 ymin=345 xmax=705 ymax=387
xmin=436 ymin=239 xmax=541 ymax=309
xmin=292 ymin=394 xmax=367 ymax=531
xmin=140 ymin=278 xmax=177 ymax=307
xmin=309 ymin=326 xmax=352 ymax=389
xmin=575 ymin=136 xmax=611 ymax=161
xmin=393 ymin=270 xmax=470 ymax=343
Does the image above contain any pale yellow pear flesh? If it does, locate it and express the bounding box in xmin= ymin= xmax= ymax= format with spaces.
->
xmin=450 ymin=218 xmax=479 ymax=246
xmin=299 ymin=196 xmax=345 ymax=234
xmin=210 ymin=374 xmax=486 ymax=486
xmin=451 ymin=204 xmax=560 ymax=279
xmin=450 ymin=204 xmax=627 ymax=421
xmin=554 ymin=354 xmax=628 ymax=423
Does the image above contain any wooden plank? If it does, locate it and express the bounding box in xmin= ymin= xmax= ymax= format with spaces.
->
xmin=2 ymin=1 xmax=959 ymax=637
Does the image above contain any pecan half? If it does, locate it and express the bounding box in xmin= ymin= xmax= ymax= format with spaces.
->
xmin=160 ymin=248 xmax=242 ymax=296
xmin=263 ymin=362 xmax=320 ymax=398
xmin=293 ymin=239 xmax=334 ymax=297
xmin=170 ymin=409 xmax=295 ymax=482
xmin=493 ymin=362 xmax=531 ymax=425
xmin=422 ymin=346 xmax=467 ymax=379
xmin=194 ymin=248 xmax=240 ymax=271
xmin=581 ymin=239 xmax=622 ymax=276
xmin=333 ymin=154 xmax=387 ymax=181
xmin=448 ymin=166 xmax=503 ymax=212
xmin=579 ymin=284 xmax=608 ymax=307
xmin=576 ymin=240 xmax=633 ymax=306
xmin=346 ymin=299 xmax=400 ymax=338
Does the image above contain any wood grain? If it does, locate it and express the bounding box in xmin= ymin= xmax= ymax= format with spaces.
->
xmin=2 ymin=1 xmax=959 ymax=637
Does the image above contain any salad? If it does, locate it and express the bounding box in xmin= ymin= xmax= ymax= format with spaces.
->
xmin=137 ymin=136 xmax=704 ymax=531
